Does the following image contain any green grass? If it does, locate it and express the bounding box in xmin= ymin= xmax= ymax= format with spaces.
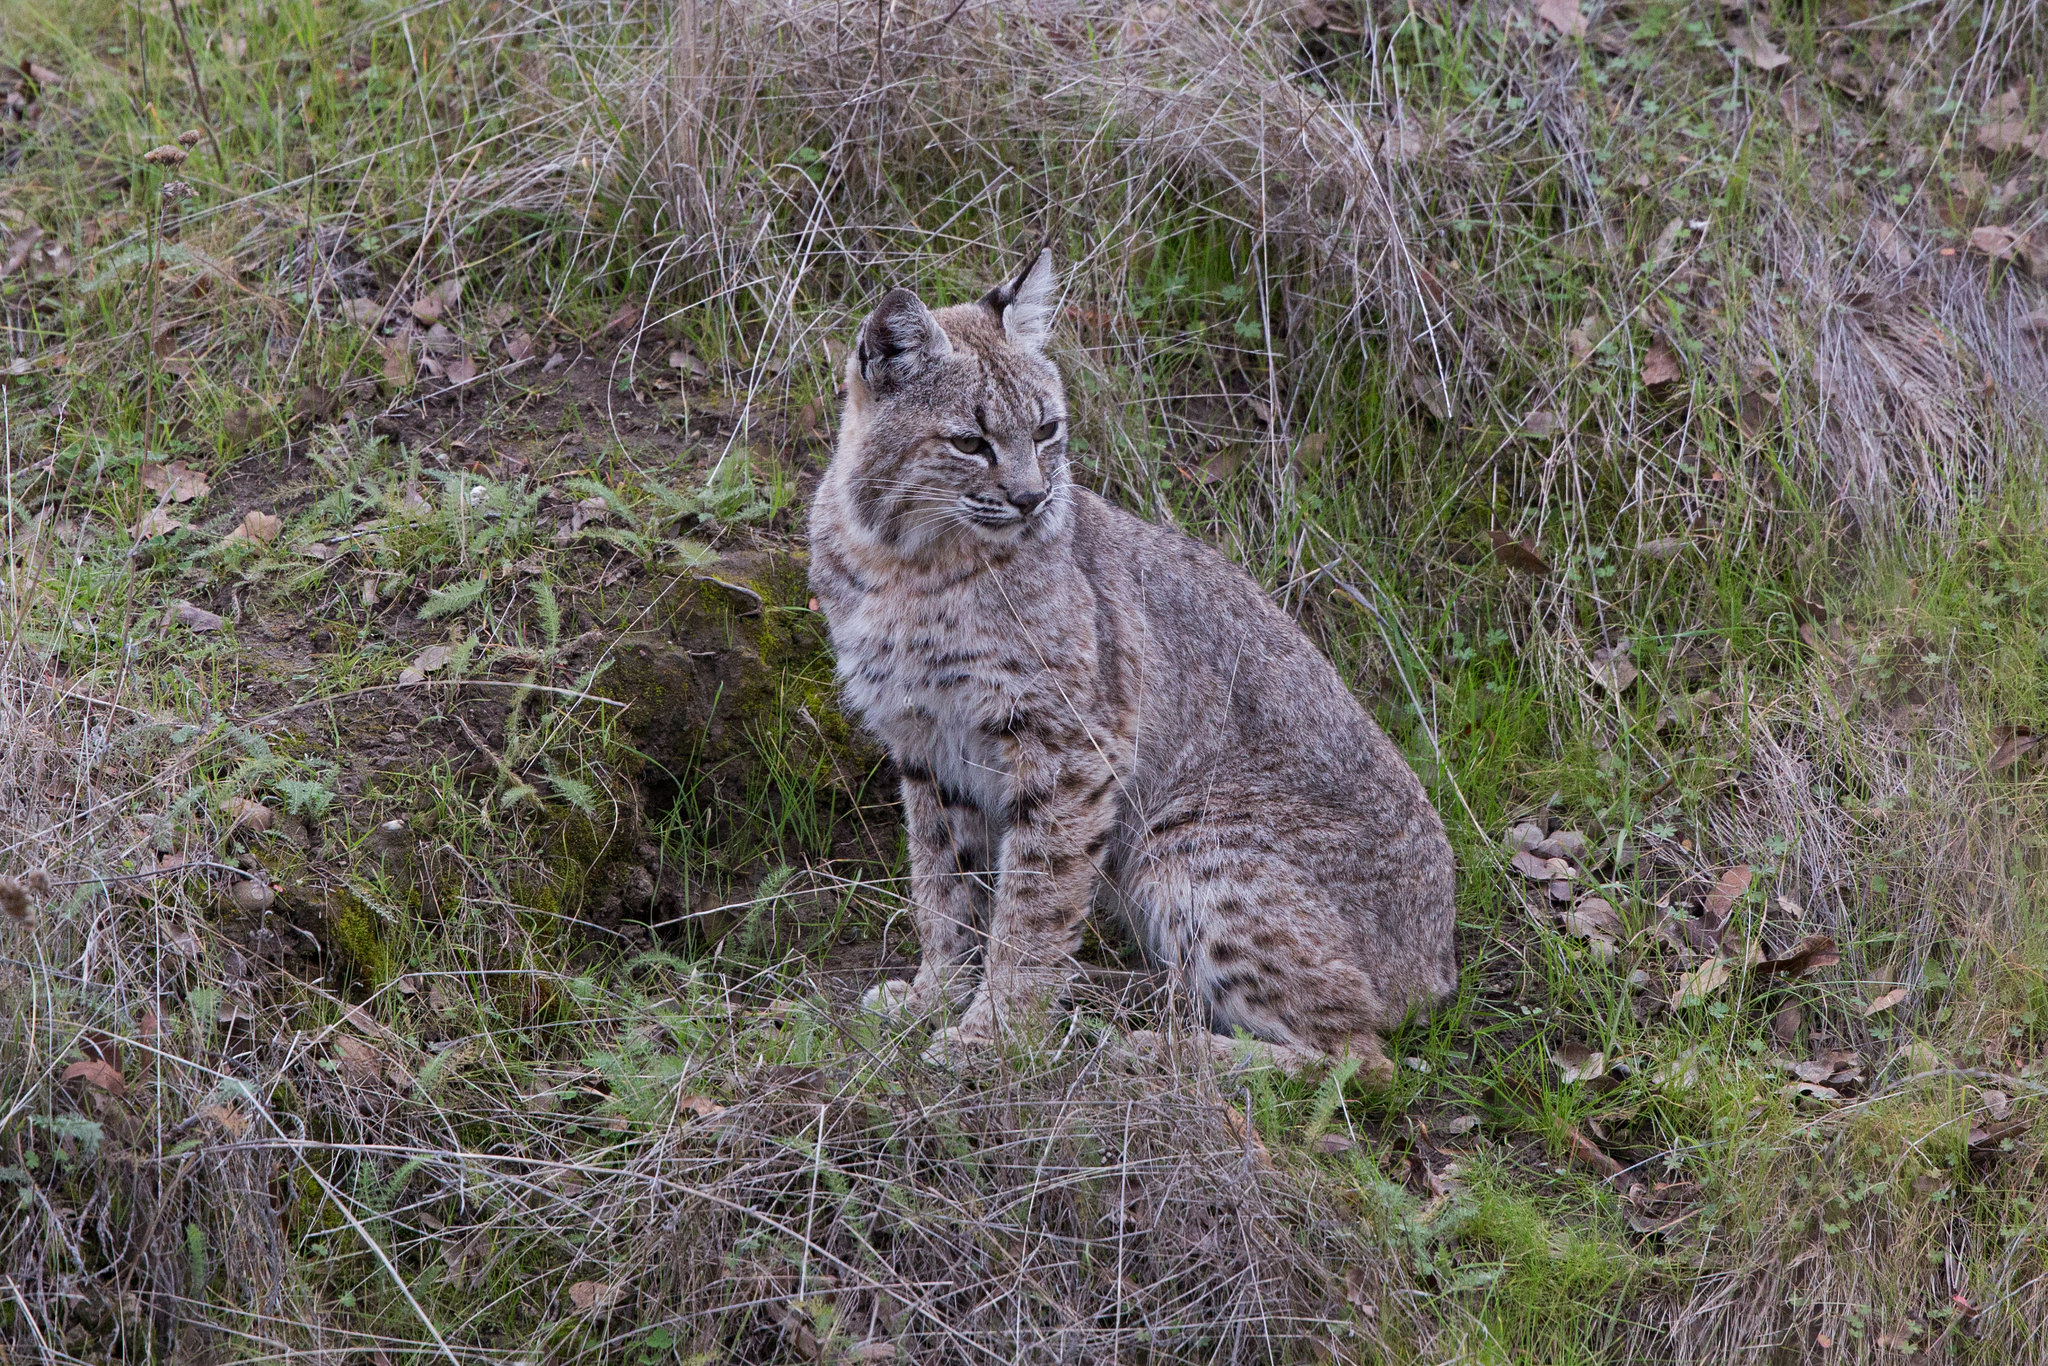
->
xmin=3 ymin=0 xmax=2047 ymax=1361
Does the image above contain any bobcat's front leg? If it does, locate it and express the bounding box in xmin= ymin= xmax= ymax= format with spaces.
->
xmin=950 ymin=736 xmax=1121 ymax=1044
xmin=881 ymin=768 xmax=994 ymax=1016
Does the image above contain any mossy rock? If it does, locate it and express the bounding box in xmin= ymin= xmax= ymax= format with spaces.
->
xmin=540 ymin=546 xmax=889 ymax=935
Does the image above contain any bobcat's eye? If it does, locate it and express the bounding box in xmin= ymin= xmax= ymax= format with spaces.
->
xmin=1033 ymin=419 xmax=1061 ymax=442
xmin=948 ymin=434 xmax=991 ymax=458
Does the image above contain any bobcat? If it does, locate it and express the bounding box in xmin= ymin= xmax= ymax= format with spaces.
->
xmin=807 ymin=249 xmax=1457 ymax=1078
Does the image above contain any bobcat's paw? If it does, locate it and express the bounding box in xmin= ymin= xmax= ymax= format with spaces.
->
xmin=860 ymin=978 xmax=915 ymax=1019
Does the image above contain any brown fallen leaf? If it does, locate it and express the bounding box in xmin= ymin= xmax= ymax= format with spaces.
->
xmin=62 ymin=1058 xmax=128 ymax=1097
xmin=1702 ymin=865 xmax=1753 ymax=926
xmin=1565 ymin=1124 xmax=1623 ymax=1179
xmin=224 ymin=797 xmax=274 ymax=833
xmin=1512 ymin=850 xmax=1573 ymax=882
xmin=410 ymin=291 xmax=445 ymax=325
xmin=173 ymin=601 xmax=225 ymax=632
xmin=200 ymin=1103 xmax=250 ymax=1138
xmin=221 ymin=510 xmax=283 ymax=547
xmin=1989 ymin=726 xmax=2042 ymax=772
xmin=141 ymin=460 xmax=210 ymax=502
xmin=1968 ymin=1118 xmax=2030 ymax=1151
xmin=1782 ymin=1081 xmax=1841 ymax=1105
xmin=1728 ymin=23 xmax=1791 ymax=71
xmin=1637 ymin=536 xmax=1689 ymax=560
xmin=1563 ymin=896 xmax=1624 ymax=949
xmin=133 ymin=507 xmax=187 ymax=539
xmin=1670 ymin=957 xmax=1731 ymax=1008
xmin=1864 ymin=986 xmax=1909 ymax=1016
xmin=1553 ymin=1042 xmax=1608 ymax=1085
xmin=1983 ymin=1089 xmax=2012 ymax=1122
xmin=1533 ymin=0 xmax=1587 ymax=38
xmin=679 ymin=1095 xmax=727 ymax=1120
xmin=293 ymin=384 xmax=337 ymax=425
xmin=1975 ymin=119 xmax=2048 ymax=160
xmin=567 ymin=1281 xmax=621 ymax=1312
xmin=1780 ymin=80 xmax=1824 ymax=135
xmin=1488 ymin=530 xmax=1552 ymax=575
xmin=1519 ymin=408 xmax=1564 ymax=438
xmin=1771 ymin=1004 xmax=1802 ymax=1046
xmin=506 ymin=330 xmax=535 ymax=363
xmin=1970 ymin=225 xmax=2046 ymax=278
xmin=338 ymin=296 xmax=385 ymax=327
xmin=1315 ymin=1131 xmax=1357 ymax=1154
xmin=1640 ymin=338 xmax=1683 ymax=388
xmin=1753 ymin=934 xmax=1840 ymax=979
xmin=1587 ymin=644 xmax=1637 ymax=694
xmin=378 ymin=337 xmax=414 ymax=390
xmin=412 ymin=644 xmax=455 ymax=675
xmin=1198 ymin=443 xmax=1248 ymax=483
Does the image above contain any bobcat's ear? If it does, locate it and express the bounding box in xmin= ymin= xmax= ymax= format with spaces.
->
xmin=982 ymin=247 xmax=1056 ymax=351
xmin=856 ymin=288 xmax=952 ymax=393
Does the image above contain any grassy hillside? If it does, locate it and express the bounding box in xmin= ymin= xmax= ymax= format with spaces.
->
xmin=2 ymin=0 xmax=2046 ymax=1360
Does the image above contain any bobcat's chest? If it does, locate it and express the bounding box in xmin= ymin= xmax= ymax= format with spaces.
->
xmin=825 ymin=575 xmax=1070 ymax=816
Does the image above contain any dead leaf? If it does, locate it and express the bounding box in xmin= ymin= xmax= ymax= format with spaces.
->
xmin=1983 ymin=1089 xmax=2012 ymax=1122
xmin=25 ymin=61 xmax=62 ymax=87
xmin=339 ymin=297 xmax=385 ymax=327
xmin=1554 ymin=1043 xmax=1608 ymax=1085
xmin=1198 ymin=443 xmax=1247 ymax=483
xmin=412 ymin=644 xmax=454 ymax=675
xmin=1782 ymin=1081 xmax=1841 ymax=1105
xmin=1637 ymin=536 xmax=1689 ymax=559
xmin=446 ymin=354 xmax=479 ymax=387
xmin=1864 ymin=986 xmax=1909 ymax=1016
xmin=1970 ymin=225 xmax=2046 ymax=277
xmin=62 ymin=1058 xmax=128 ymax=1097
xmin=567 ymin=1281 xmax=621 ymax=1312
xmin=1872 ymin=219 xmax=1916 ymax=269
xmin=293 ymin=385 xmax=337 ymax=425
xmin=1728 ymin=23 xmax=1791 ymax=71
xmin=1519 ymin=409 xmax=1564 ymax=438
xmin=1754 ymin=934 xmax=1840 ymax=979
xmin=225 ymin=797 xmax=274 ymax=833
xmin=410 ymin=292 xmax=445 ymax=325
xmin=141 ymin=461 xmax=210 ymax=503
xmin=1588 ymin=644 xmax=1637 ymax=694
xmin=1488 ymin=530 xmax=1552 ymax=575
xmin=1968 ymin=1118 xmax=2030 ymax=1151
xmin=1512 ymin=850 xmax=1573 ymax=882
xmin=221 ymin=510 xmax=283 ymax=547
xmin=1989 ymin=726 xmax=2042 ymax=771
xmin=1533 ymin=830 xmax=1586 ymax=860
xmin=173 ymin=601 xmax=225 ymax=632
xmin=1315 ymin=1131 xmax=1357 ymax=1154
xmin=1702 ymin=865 xmax=1752 ymax=925
xmin=1975 ymin=119 xmax=2048 ymax=159
xmin=1780 ymin=80 xmax=1824 ymax=135
xmin=1533 ymin=0 xmax=1587 ymax=37
xmin=378 ymin=337 xmax=414 ymax=390
xmin=1640 ymin=338 xmax=1683 ymax=388
xmin=1563 ymin=897 xmax=1624 ymax=961
xmin=679 ymin=1095 xmax=727 ymax=1120
xmin=1565 ymin=1124 xmax=1623 ymax=1179
xmin=133 ymin=507 xmax=187 ymax=539
xmin=200 ymin=1104 xmax=250 ymax=1138
xmin=1771 ymin=1004 xmax=1803 ymax=1046
xmin=506 ymin=331 xmax=535 ymax=363
xmin=604 ymin=302 xmax=642 ymax=335
xmin=1670 ymin=957 xmax=1731 ymax=1008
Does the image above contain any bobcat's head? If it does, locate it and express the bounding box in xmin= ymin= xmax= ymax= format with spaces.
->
xmin=824 ymin=250 xmax=1070 ymax=560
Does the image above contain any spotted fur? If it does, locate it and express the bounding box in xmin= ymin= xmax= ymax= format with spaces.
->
xmin=808 ymin=250 xmax=1457 ymax=1076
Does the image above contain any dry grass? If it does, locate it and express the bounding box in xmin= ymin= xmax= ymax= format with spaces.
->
xmin=4 ymin=0 xmax=2048 ymax=1361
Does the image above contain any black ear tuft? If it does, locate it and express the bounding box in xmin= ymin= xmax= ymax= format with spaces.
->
xmin=980 ymin=246 xmax=1056 ymax=351
xmin=856 ymin=287 xmax=952 ymax=391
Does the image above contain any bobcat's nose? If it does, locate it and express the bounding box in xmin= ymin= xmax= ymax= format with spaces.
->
xmin=1005 ymin=486 xmax=1047 ymax=515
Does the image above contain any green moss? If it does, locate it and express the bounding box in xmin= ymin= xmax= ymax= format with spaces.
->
xmin=325 ymin=887 xmax=395 ymax=989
